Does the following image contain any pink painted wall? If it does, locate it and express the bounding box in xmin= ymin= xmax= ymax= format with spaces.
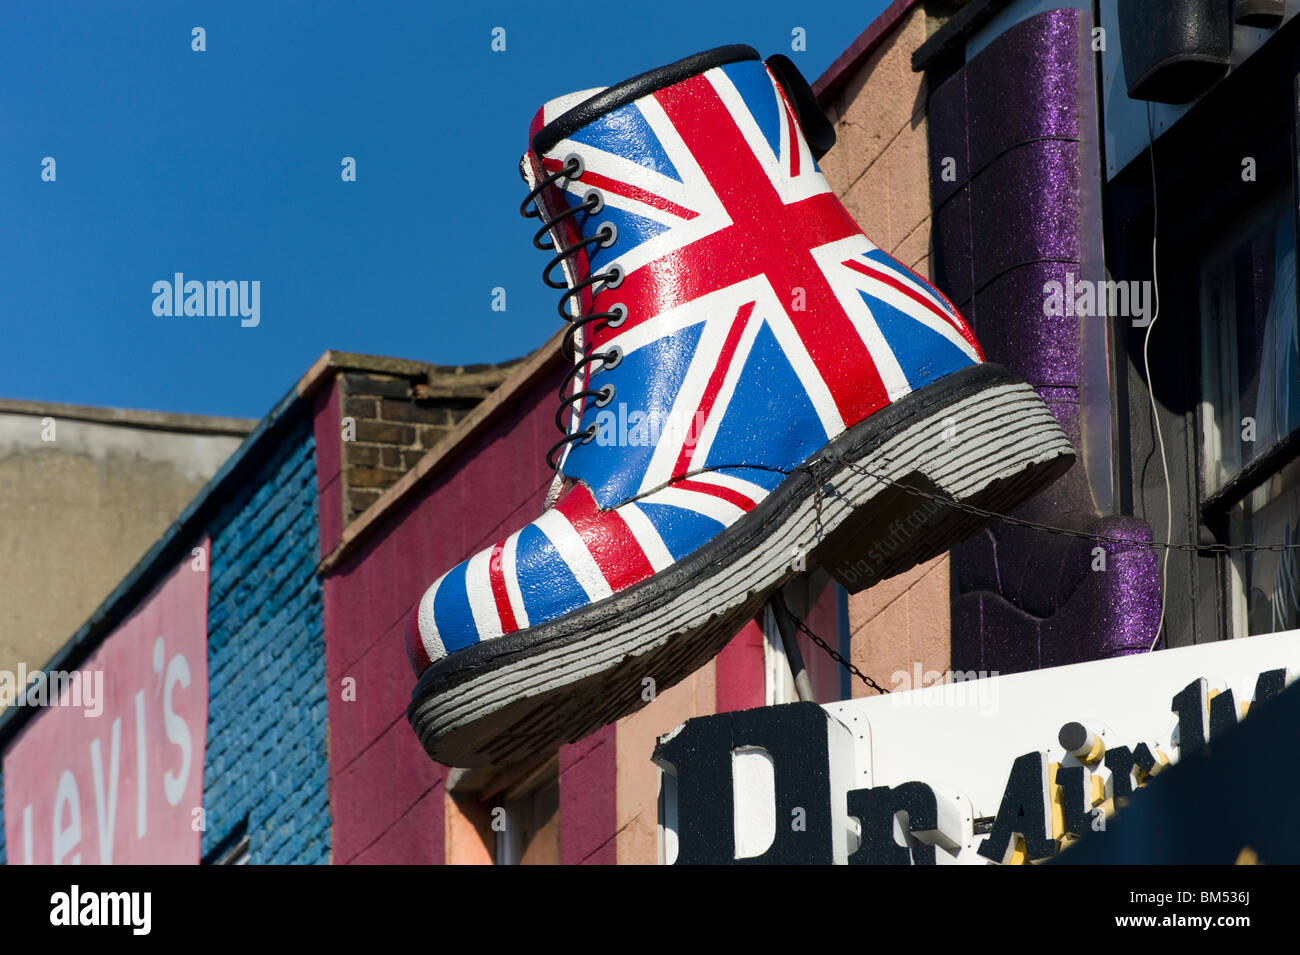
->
xmin=801 ymin=576 xmax=849 ymax=702
xmin=715 ymin=621 xmax=766 ymax=713
xmin=559 ymin=724 xmax=617 ymax=864
xmin=319 ymin=366 xmax=566 ymax=864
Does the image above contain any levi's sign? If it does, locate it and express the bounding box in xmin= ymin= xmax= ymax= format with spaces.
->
xmin=3 ymin=544 xmax=210 ymax=864
xmin=654 ymin=630 xmax=1300 ymax=864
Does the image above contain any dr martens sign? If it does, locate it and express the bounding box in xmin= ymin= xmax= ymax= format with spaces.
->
xmin=654 ymin=630 xmax=1300 ymax=864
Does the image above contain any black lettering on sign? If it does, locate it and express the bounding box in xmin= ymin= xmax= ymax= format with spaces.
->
xmin=1171 ymin=678 xmax=1209 ymax=755
xmin=1105 ymin=745 xmax=1140 ymax=799
xmin=847 ymin=781 xmax=939 ymax=865
xmin=1131 ymin=742 xmax=1160 ymax=777
xmin=1055 ymin=764 xmax=1091 ymax=837
xmin=1209 ymin=688 xmax=1237 ymax=741
xmin=653 ymin=701 xmax=835 ymax=864
xmin=977 ymin=751 xmax=1054 ymax=863
xmin=1253 ymin=668 xmax=1287 ymax=704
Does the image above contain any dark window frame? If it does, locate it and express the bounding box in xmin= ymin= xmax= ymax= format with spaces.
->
xmin=1102 ymin=17 xmax=1300 ymax=645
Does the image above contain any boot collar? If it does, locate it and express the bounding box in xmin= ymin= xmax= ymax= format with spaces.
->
xmin=530 ymin=44 xmax=759 ymax=156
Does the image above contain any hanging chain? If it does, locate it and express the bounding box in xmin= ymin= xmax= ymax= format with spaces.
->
xmin=774 ymin=601 xmax=891 ymax=695
xmin=788 ymin=462 xmax=894 ymax=691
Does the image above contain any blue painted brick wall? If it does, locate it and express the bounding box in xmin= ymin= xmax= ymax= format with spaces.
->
xmin=0 ymin=412 xmax=330 ymax=865
xmin=202 ymin=417 xmax=330 ymax=864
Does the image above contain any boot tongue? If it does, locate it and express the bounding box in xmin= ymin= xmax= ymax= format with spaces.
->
xmin=528 ymin=87 xmax=608 ymax=143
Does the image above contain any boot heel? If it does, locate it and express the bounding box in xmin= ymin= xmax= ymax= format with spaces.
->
xmin=812 ymin=377 xmax=1074 ymax=594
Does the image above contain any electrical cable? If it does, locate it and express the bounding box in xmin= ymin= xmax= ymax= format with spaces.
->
xmin=1144 ymin=102 xmax=1173 ymax=652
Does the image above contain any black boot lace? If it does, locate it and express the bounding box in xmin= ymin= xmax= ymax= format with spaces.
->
xmin=521 ymin=153 xmax=629 ymax=470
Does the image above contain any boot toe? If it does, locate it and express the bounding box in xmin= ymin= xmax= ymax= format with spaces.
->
xmin=405 ymin=472 xmax=774 ymax=676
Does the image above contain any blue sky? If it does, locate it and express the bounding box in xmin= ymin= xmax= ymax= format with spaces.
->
xmin=1 ymin=1 xmax=888 ymax=419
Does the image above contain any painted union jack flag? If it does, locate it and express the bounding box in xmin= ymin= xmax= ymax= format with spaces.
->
xmin=409 ymin=58 xmax=984 ymax=670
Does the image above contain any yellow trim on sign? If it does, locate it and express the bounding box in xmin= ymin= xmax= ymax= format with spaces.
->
xmin=1047 ymin=762 xmax=1065 ymax=840
xmin=1008 ymin=835 xmax=1029 ymax=865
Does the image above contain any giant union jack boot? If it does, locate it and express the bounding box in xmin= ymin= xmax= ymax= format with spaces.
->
xmin=407 ymin=45 xmax=1074 ymax=766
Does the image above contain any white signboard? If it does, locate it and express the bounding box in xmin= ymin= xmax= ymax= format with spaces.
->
xmin=656 ymin=630 xmax=1300 ymax=864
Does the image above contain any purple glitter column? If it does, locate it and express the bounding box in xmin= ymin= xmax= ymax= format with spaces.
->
xmin=928 ymin=8 xmax=1160 ymax=673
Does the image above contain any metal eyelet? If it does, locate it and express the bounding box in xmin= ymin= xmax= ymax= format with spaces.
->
xmin=605 ymin=303 xmax=628 ymax=328
xmin=600 ymin=345 xmax=623 ymax=371
xmin=597 ymin=222 xmax=618 ymax=248
xmin=595 ymin=384 xmax=616 ymax=407
xmin=580 ymin=423 xmax=598 ymax=443
xmin=599 ymin=263 xmax=624 ymax=291
xmin=584 ymin=189 xmax=604 ymax=214
xmin=563 ymin=153 xmax=585 ymax=179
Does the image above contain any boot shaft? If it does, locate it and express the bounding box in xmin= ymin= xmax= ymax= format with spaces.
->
xmin=521 ymin=48 xmax=984 ymax=507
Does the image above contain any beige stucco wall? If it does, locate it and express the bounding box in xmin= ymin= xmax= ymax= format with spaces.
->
xmin=0 ymin=403 xmax=251 ymax=688
xmin=614 ymin=662 xmax=716 ymax=864
xmin=817 ymin=5 xmax=953 ymax=696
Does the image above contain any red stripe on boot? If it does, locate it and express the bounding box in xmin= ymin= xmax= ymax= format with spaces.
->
xmin=554 ymin=484 xmax=657 ymax=591
xmin=487 ymin=540 xmax=520 ymax=634
xmin=672 ymin=478 xmax=757 ymax=512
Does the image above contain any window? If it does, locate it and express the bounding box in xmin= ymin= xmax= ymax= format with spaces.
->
xmin=494 ymin=759 xmax=560 ymax=865
xmin=1199 ymin=186 xmax=1300 ymax=636
xmin=762 ymin=604 xmax=798 ymax=705
xmin=1224 ymin=457 xmax=1300 ymax=636
xmin=760 ymin=574 xmax=852 ymax=704
xmin=1199 ymin=189 xmax=1300 ymax=491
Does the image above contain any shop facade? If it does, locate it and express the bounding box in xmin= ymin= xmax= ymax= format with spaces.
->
xmin=0 ymin=343 xmax=847 ymax=866
xmin=3 ymin=0 xmax=1299 ymax=865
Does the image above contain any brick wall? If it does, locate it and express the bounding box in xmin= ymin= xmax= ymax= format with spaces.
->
xmin=202 ymin=415 xmax=330 ymax=864
xmin=818 ymin=5 xmax=953 ymax=694
xmin=337 ymin=358 xmax=520 ymax=523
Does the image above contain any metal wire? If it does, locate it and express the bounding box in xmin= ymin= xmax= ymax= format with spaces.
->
xmin=774 ymin=454 xmax=1300 ymax=692
xmin=829 ymin=459 xmax=1300 ymax=556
